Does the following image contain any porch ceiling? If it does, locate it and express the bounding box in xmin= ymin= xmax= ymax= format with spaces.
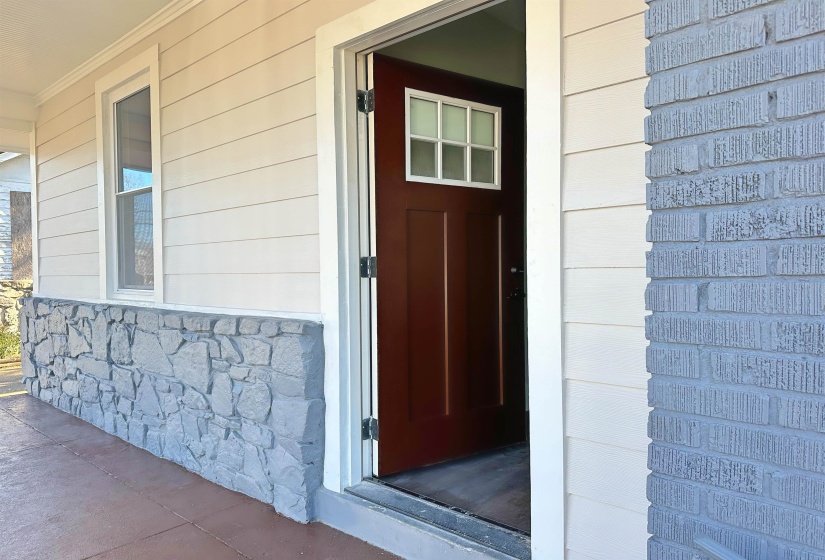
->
xmin=0 ymin=0 xmax=173 ymax=99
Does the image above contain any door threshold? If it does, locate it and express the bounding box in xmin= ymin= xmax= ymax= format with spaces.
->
xmin=346 ymin=479 xmax=531 ymax=560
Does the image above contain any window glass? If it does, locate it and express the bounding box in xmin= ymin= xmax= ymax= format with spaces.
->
xmin=410 ymin=139 xmax=437 ymax=178
xmin=442 ymin=104 xmax=467 ymax=143
xmin=115 ymin=87 xmax=153 ymax=289
xmin=442 ymin=144 xmax=466 ymax=181
xmin=410 ymin=98 xmax=438 ymax=138
xmin=471 ymin=110 xmax=495 ymax=147
xmin=471 ymin=148 xmax=494 ymax=184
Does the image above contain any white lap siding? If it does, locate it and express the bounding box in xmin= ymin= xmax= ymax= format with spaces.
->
xmin=34 ymin=0 xmax=372 ymax=312
xmin=561 ymin=1 xmax=651 ymax=558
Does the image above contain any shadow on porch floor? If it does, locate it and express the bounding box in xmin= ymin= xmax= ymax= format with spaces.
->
xmin=0 ymin=379 xmax=397 ymax=560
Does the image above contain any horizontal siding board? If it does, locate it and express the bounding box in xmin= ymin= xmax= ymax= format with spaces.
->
xmin=165 ymin=273 xmax=320 ymax=313
xmin=164 ymin=235 xmax=320 ymax=274
xmin=563 ymin=143 xmax=648 ymax=210
xmin=563 ymin=0 xmax=646 ymax=36
xmin=38 ymin=185 xmax=97 ymax=221
xmin=567 ymin=438 xmax=650 ymax=514
xmin=37 ymin=118 xmax=95 ymax=165
xmin=162 ymin=78 xmax=315 ymax=162
xmin=160 ymin=0 xmax=365 ymax=107
xmin=565 ymin=324 xmax=648 ymax=389
xmin=564 ymin=78 xmax=648 ymax=154
xmin=564 ymin=205 xmax=649 ymax=268
xmin=160 ymin=0 xmax=304 ymax=80
xmin=564 ymin=14 xmax=647 ymax=95
xmin=36 ymin=0 xmax=246 ymax=126
xmin=565 ymin=207 xmax=648 ymax=264
xmin=36 ymin=95 xmax=95 ymax=146
xmin=566 ymin=380 xmax=651 ymax=451
xmin=164 ymin=196 xmax=319 ymax=246
xmin=37 ymin=141 xmax=96 ymax=183
xmin=38 ymin=164 xmax=96 ymax=201
xmin=39 ymin=253 xmax=99 ymax=277
xmin=39 ymin=232 xmax=99 ymax=258
xmin=564 ymin=268 xmax=649 ymax=326
xmin=163 ymin=156 xmax=317 ymax=218
xmin=566 ymin=495 xmax=649 ymax=559
xmin=39 ymin=208 xmax=97 ymax=239
xmin=38 ymin=275 xmax=98 ymax=299
xmin=163 ymin=117 xmax=316 ymax=190
xmin=161 ymin=39 xmax=316 ymax=134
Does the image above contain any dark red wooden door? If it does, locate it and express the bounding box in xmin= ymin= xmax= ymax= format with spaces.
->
xmin=373 ymin=55 xmax=526 ymax=476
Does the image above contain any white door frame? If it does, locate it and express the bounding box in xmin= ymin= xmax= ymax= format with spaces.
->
xmin=315 ymin=1 xmax=564 ymax=557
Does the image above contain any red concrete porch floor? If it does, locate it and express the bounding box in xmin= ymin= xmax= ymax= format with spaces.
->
xmin=0 ymin=377 xmax=398 ymax=560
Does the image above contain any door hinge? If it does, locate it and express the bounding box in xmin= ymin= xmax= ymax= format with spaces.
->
xmin=357 ymin=89 xmax=375 ymax=113
xmin=360 ymin=256 xmax=377 ymax=278
xmin=362 ymin=417 xmax=379 ymax=441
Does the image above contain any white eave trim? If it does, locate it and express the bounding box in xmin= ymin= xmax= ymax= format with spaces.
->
xmin=35 ymin=0 xmax=203 ymax=106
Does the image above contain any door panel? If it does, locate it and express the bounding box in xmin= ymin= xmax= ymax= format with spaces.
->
xmin=373 ymin=55 xmax=526 ymax=476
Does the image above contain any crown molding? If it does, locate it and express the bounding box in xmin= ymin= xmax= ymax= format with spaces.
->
xmin=35 ymin=0 xmax=203 ymax=106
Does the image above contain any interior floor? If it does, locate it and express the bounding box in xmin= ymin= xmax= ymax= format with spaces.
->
xmin=380 ymin=443 xmax=530 ymax=534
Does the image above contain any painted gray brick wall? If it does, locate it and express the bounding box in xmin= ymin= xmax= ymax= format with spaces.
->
xmin=19 ymin=297 xmax=324 ymax=523
xmin=644 ymin=0 xmax=825 ymax=558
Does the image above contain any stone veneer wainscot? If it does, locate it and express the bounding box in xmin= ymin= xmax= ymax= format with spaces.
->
xmin=19 ymin=297 xmax=325 ymax=522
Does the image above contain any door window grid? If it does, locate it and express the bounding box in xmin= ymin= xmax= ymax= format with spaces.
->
xmin=405 ymin=88 xmax=501 ymax=190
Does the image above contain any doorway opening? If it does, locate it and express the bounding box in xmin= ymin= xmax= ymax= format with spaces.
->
xmin=362 ymin=0 xmax=529 ymax=537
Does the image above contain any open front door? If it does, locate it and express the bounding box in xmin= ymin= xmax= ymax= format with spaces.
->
xmin=373 ymin=55 xmax=526 ymax=476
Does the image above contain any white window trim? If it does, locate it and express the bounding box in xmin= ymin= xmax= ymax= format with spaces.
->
xmin=404 ymin=88 xmax=501 ymax=189
xmin=94 ymin=45 xmax=164 ymax=303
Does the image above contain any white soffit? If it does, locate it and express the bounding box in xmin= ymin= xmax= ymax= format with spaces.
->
xmin=0 ymin=0 xmax=175 ymax=101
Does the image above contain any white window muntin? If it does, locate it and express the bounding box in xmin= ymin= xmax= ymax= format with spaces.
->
xmin=404 ymin=88 xmax=501 ymax=190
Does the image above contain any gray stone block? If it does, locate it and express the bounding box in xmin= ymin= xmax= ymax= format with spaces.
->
xmin=648 ymin=170 xmax=766 ymax=209
xmin=238 ymin=337 xmax=271 ymax=366
xmin=707 ymin=203 xmax=825 ymax=241
xmin=239 ymin=318 xmax=260 ymax=335
xmin=648 ymin=411 xmax=701 ymax=446
xmin=710 ymin=0 xmax=777 ymax=18
xmin=778 ymin=396 xmax=825 ymax=433
xmin=213 ymin=317 xmax=237 ymax=336
xmin=183 ymin=315 xmax=214 ymax=332
xmin=270 ymin=399 xmax=323 ymax=442
xmin=158 ymin=329 xmax=184 ymax=354
xmin=777 ymin=160 xmax=825 ymax=197
xmin=772 ymin=472 xmax=825 ymax=512
xmin=91 ymin=313 xmax=109 ymax=361
xmin=172 ymin=342 xmax=211 ymax=393
xmin=646 ymin=213 xmax=700 ymax=242
xmin=110 ymin=323 xmax=131 ymax=365
xmin=237 ymin=383 xmax=271 ymax=423
xmin=211 ymin=372 xmax=234 ymax=417
xmin=647 ymin=539 xmax=697 ymax=560
xmin=132 ymin=330 xmax=173 ymax=376
xmin=77 ymin=355 xmax=111 ymax=380
xmin=67 ymin=325 xmax=91 ymax=358
xmin=770 ymin=321 xmax=825 ymax=356
xmin=648 ymin=246 xmax=769 ymax=278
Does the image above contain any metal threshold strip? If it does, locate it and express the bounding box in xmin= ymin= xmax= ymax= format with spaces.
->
xmin=346 ymin=479 xmax=531 ymax=560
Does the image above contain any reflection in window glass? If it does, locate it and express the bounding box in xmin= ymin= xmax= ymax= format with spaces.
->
xmin=118 ymin=191 xmax=154 ymax=289
xmin=115 ymin=87 xmax=153 ymax=289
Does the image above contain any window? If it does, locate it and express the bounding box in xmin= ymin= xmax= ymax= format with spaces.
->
xmin=95 ymin=46 xmax=162 ymax=302
xmin=405 ymin=88 xmax=501 ymax=189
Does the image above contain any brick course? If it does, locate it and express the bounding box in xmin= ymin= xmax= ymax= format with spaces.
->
xmin=645 ymin=0 xmax=825 ymax=556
